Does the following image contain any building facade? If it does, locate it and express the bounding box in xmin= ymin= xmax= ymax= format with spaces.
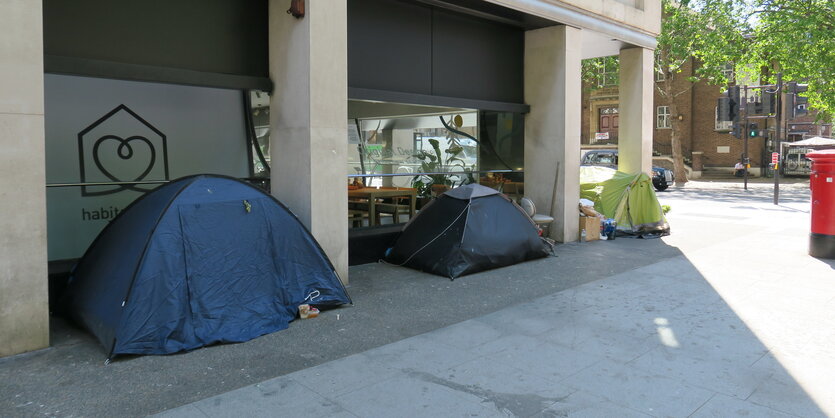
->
xmin=582 ymin=57 xmax=832 ymax=176
xmin=1 ymin=0 xmax=661 ymax=357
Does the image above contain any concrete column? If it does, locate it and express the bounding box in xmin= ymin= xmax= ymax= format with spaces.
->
xmin=618 ymin=47 xmax=654 ymax=174
xmin=0 ymin=0 xmax=49 ymax=357
xmin=524 ymin=25 xmax=582 ymax=243
xmin=269 ymin=0 xmax=349 ymax=282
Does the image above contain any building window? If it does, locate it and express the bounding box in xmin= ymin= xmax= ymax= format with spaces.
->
xmin=597 ymin=61 xmax=618 ymax=87
xmin=657 ymin=106 xmax=671 ymax=129
xmin=720 ymin=63 xmax=734 ymax=82
xmin=714 ymin=106 xmax=733 ymax=131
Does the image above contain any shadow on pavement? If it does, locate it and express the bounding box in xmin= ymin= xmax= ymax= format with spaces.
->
xmin=2 ymin=225 xmax=830 ymax=417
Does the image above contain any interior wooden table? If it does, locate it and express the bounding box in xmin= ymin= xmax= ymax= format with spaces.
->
xmin=347 ymin=187 xmax=417 ymax=226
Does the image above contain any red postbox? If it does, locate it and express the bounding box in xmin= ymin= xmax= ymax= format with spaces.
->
xmin=807 ymin=149 xmax=835 ymax=259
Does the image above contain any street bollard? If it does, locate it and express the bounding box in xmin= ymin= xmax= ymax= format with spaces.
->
xmin=806 ymin=149 xmax=835 ymax=259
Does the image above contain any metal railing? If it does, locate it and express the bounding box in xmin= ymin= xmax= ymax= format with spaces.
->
xmin=346 ymin=169 xmax=519 ymax=178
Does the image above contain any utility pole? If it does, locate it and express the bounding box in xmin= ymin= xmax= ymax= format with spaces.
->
xmin=743 ymin=85 xmax=749 ymax=190
xmin=773 ymin=73 xmax=781 ymax=205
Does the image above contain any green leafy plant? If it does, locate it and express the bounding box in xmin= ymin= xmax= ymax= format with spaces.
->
xmin=745 ymin=0 xmax=835 ymax=120
xmin=411 ymin=137 xmax=474 ymax=198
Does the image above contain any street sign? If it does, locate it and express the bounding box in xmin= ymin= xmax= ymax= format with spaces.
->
xmin=772 ymin=152 xmax=780 ymax=164
xmin=595 ymin=132 xmax=609 ymax=140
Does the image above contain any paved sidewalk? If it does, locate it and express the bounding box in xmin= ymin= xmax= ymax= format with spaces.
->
xmin=156 ymin=181 xmax=835 ymax=418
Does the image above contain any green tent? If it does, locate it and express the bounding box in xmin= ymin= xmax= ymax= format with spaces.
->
xmin=580 ymin=166 xmax=669 ymax=235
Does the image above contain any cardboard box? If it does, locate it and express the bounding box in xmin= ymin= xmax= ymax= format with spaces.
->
xmin=579 ymin=216 xmax=600 ymax=241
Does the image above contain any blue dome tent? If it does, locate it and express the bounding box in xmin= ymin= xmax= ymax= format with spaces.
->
xmin=63 ymin=175 xmax=351 ymax=359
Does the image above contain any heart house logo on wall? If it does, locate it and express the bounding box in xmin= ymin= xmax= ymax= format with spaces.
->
xmin=77 ymin=104 xmax=169 ymax=196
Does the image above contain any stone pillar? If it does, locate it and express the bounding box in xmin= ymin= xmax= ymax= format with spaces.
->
xmin=690 ymin=151 xmax=703 ymax=179
xmin=524 ymin=26 xmax=582 ymax=243
xmin=0 ymin=0 xmax=49 ymax=357
xmin=618 ymin=47 xmax=654 ymax=174
xmin=269 ymin=0 xmax=349 ymax=282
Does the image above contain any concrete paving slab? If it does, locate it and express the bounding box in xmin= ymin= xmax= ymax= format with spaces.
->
xmin=417 ymin=318 xmax=507 ymax=351
xmin=187 ymin=376 xmax=352 ymax=418
xmin=359 ymin=333 xmax=476 ymax=376
xmin=543 ymin=327 xmax=660 ymax=363
xmin=283 ymin=353 xmax=400 ymax=399
xmin=562 ymin=359 xmax=716 ymax=417
xmin=332 ymin=374 xmax=500 ymax=418
xmin=478 ymin=335 xmax=604 ymax=383
xmin=436 ymin=357 xmax=576 ymax=416
xmin=629 ymin=345 xmax=773 ymax=399
xmin=748 ymin=355 xmax=829 ymax=418
xmin=471 ymin=304 xmax=564 ymax=337
xmin=690 ymin=394 xmax=797 ymax=418
xmin=532 ymin=390 xmax=654 ymax=418
xmin=155 ymin=404 xmax=207 ymax=418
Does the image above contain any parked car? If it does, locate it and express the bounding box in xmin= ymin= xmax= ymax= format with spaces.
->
xmin=581 ymin=149 xmax=674 ymax=191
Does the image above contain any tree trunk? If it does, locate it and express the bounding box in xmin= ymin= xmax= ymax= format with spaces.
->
xmin=668 ymin=102 xmax=689 ymax=186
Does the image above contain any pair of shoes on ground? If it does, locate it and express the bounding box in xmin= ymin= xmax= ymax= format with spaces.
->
xmin=299 ymin=304 xmax=320 ymax=319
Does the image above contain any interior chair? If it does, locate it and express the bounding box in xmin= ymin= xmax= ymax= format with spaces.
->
xmin=519 ymin=197 xmax=554 ymax=236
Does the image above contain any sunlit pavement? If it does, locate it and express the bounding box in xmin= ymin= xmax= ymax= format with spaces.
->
xmin=154 ymin=179 xmax=833 ymax=418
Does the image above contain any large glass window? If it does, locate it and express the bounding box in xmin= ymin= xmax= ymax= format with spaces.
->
xmin=346 ymin=102 xmax=525 ymax=200
xmin=349 ymin=112 xmax=479 ymax=194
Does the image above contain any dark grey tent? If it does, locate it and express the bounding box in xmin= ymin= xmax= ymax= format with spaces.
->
xmin=386 ymin=184 xmax=550 ymax=279
xmin=62 ymin=175 xmax=351 ymax=359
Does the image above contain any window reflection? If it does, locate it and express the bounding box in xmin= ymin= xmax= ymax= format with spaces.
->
xmin=349 ymin=112 xmax=479 ymax=195
xmin=249 ymin=90 xmax=270 ymax=177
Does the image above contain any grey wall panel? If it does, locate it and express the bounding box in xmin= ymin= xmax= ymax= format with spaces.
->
xmin=348 ymin=0 xmax=433 ymax=95
xmin=431 ymin=9 xmax=524 ymax=103
xmin=43 ymin=0 xmax=268 ymax=80
xmin=348 ymin=0 xmax=524 ymax=106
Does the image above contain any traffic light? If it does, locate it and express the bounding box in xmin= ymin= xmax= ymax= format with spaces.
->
xmin=787 ymin=82 xmax=809 ymax=118
xmin=730 ymin=86 xmax=741 ymax=138
xmin=717 ymin=86 xmax=740 ymax=122
xmin=748 ymin=123 xmax=758 ymax=138
xmin=754 ymin=91 xmax=775 ymax=115
xmin=718 ymin=86 xmax=742 ymax=138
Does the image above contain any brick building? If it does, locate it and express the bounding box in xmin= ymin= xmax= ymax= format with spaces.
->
xmin=581 ymin=57 xmax=832 ymax=177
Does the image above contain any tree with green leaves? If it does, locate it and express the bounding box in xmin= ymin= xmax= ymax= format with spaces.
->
xmin=583 ymin=0 xmax=748 ymax=185
xmin=745 ymin=0 xmax=835 ymax=119
xmin=656 ymin=0 xmax=748 ymax=185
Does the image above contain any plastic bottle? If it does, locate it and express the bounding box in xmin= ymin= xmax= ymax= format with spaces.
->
xmin=580 ymin=229 xmax=587 ymax=242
